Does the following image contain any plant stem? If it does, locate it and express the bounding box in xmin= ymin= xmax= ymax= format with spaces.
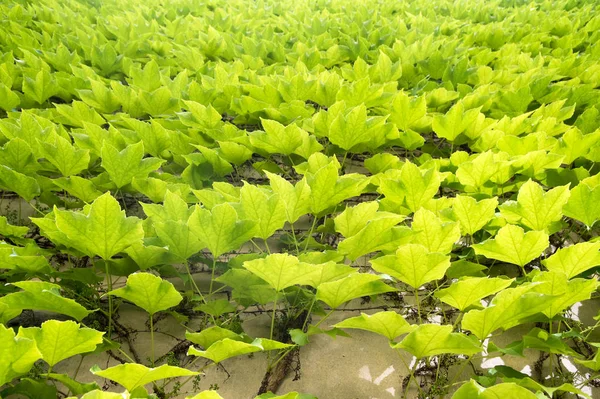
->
xmin=104 ymin=260 xmax=113 ymax=338
xmin=415 ymin=287 xmax=422 ymax=323
xmin=303 ymin=215 xmax=318 ymax=252
xmin=290 ymin=222 xmax=300 ymax=254
xmin=208 ymin=258 xmax=217 ymax=295
xmin=270 ymin=297 xmax=278 ymax=341
xmin=184 ymin=262 xmax=206 ymax=304
xmin=313 ymin=308 xmax=335 ymax=329
xmin=150 ymin=314 xmax=155 ymax=366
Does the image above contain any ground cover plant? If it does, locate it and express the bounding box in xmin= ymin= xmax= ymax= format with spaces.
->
xmin=1 ymin=0 xmax=600 ymax=397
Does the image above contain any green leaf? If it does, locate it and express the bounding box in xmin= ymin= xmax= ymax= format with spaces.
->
xmin=0 ymin=281 xmax=91 ymax=321
xmin=316 ymin=273 xmax=396 ymax=309
xmin=54 ymin=176 xmax=103 ymax=203
xmin=543 ymin=241 xmax=600 ymax=279
xmin=39 ymin=135 xmax=90 ymax=177
xmin=186 ymin=326 xmax=244 ymax=349
xmin=0 ymin=138 xmax=39 ymax=174
xmin=563 ymin=182 xmax=600 ymax=227
xmin=452 ymin=380 xmax=537 ymax=399
xmin=379 ymin=162 xmax=440 ymax=213
xmin=0 ymin=165 xmax=41 ymax=201
xmin=195 ymin=299 xmax=237 ymax=318
xmin=306 ymin=160 xmax=369 ymax=215
xmin=0 ymin=324 xmax=42 ymax=386
xmin=266 ymin=172 xmax=312 ymax=224
xmin=521 ymin=327 xmax=582 ymax=357
xmin=394 ymin=324 xmax=481 ymax=358
xmin=101 ymin=141 xmax=165 ymax=188
xmin=243 ymin=253 xmax=320 ymax=292
xmin=531 ymin=271 xmax=599 ymax=318
xmin=46 ymin=373 xmax=100 ymax=395
xmin=0 ymin=215 xmax=29 ymax=238
xmin=435 ymin=277 xmax=514 ymax=311
xmin=337 ymin=212 xmax=410 ymax=260
xmin=249 ymin=119 xmax=306 ymax=155
xmin=328 ymin=103 xmax=387 ymax=151
xmin=186 ymin=391 xmax=225 ymax=399
xmin=78 ymin=390 xmax=124 ymax=399
xmin=237 ymin=183 xmax=286 ymax=240
xmin=54 ymin=192 xmax=144 ymax=259
xmin=499 ymin=180 xmax=570 ymax=231
xmin=411 ymin=208 xmax=461 ymax=254
xmin=452 ymin=196 xmax=498 ymax=235
xmin=90 ymin=363 xmax=197 ymax=392
xmin=333 ymin=311 xmax=415 ymax=340
xmin=187 ymin=338 xmax=292 ymax=363
xmin=472 ymin=224 xmax=549 ymax=267
xmin=370 ymin=244 xmax=450 ymax=289
xmin=0 ymin=378 xmax=57 ymax=399
xmin=216 ymin=269 xmax=277 ymax=306
xmin=433 ymin=103 xmax=482 ymax=142
xmin=108 ymin=272 xmax=182 ymax=315
xmin=189 ymin=203 xmax=256 ymax=257
xmin=17 ymin=320 xmax=103 ymax=367
xmin=462 ymin=283 xmax=549 ymax=339
xmin=154 ymin=219 xmax=204 ymax=261
xmin=0 ymin=83 xmax=19 ymax=111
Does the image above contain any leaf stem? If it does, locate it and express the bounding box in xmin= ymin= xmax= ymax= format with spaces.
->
xmin=303 ymin=215 xmax=318 ymax=252
xmin=290 ymin=222 xmax=300 ymax=254
xmin=270 ymin=297 xmax=278 ymax=341
xmin=150 ymin=313 xmax=155 ymax=366
xmin=103 ymin=259 xmax=113 ymax=338
xmin=415 ymin=287 xmax=422 ymax=324
xmin=208 ymin=257 xmax=217 ymax=295
xmin=185 ymin=261 xmax=206 ymax=304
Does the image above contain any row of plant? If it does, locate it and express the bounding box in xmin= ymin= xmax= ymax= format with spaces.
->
xmin=1 ymin=0 xmax=600 ymax=397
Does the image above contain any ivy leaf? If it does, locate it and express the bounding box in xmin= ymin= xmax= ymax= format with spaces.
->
xmin=334 ymin=202 xmax=381 ymax=237
xmin=39 ymin=135 xmax=90 ymax=177
xmin=451 ymin=196 xmax=498 ymax=235
xmin=328 ymin=103 xmax=387 ymax=151
xmin=78 ymin=390 xmax=123 ymax=399
xmin=17 ymin=320 xmax=104 ymax=367
xmin=0 ymin=324 xmax=42 ymax=386
xmin=185 ymin=326 xmax=244 ymax=349
xmin=249 ymin=119 xmax=306 ymax=155
xmin=379 ymin=162 xmax=440 ymax=213
xmin=108 ymin=272 xmax=182 ymax=316
xmin=531 ymin=271 xmax=599 ymax=318
xmin=90 ymin=363 xmax=197 ymax=392
xmin=187 ymin=338 xmax=291 ymax=363
xmin=54 ymin=192 xmax=144 ymax=260
xmin=299 ymin=261 xmax=355 ymax=288
xmin=412 ymin=208 xmax=461 ymax=254
xmin=433 ymin=103 xmax=482 ymax=142
xmin=0 ymin=83 xmax=19 ymax=111
xmin=456 ymin=151 xmax=511 ymax=191
xmin=243 ymin=253 xmax=320 ymax=292
xmin=333 ymin=311 xmax=415 ymax=340
xmin=195 ymin=300 xmax=237 ymax=318
xmin=499 ymin=180 xmax=570 ymax=231
xmin=394 ymin=324 xmax=481 ymax=358
xmin=189 ymin=203 xmax=256 ymax=258
xmin=306 ymin=161 xmax=369 ymax=215
xmin=53 ymin=176 xmax=103 ymax=203
xmin=462 ymin=283 xmax=549 ymax=339
xmin=0 ymin=281 xmax=91 ymax=321
xmin=154 ymin=219 xmax=204 ymax=261
xmin=337 ymin=215 xmax=411 ymax=260
xmin=542 ymin=241 xmax=600 ymax=279
xmin=452 ymin=380 xmax=538 ymax=399
xmin=186 ymin=391 xmax=225 ymax=399
xmin=522 ymin=327 xmax=583 ymax=357
xmin=370 ymin=244 xmax=450 ymax=289
xmin=237 ymin=183 xmax=287 ymax=240
xmin=563 ymin=182 xmax=600 ymax=227
xmin=435 ymin=277 xmax=514 ymax=311
xmin=0 ymin=138 xmax=39 ymax=174
xmin=101 ymin=141 xmax=165 ymax=188
xmin=0 ymin=165 xmax=41 ymax=201
xmin=0 ymin=215 xmax=29 ymax=238
xmin=216 ymin=269 xmax=277 ymax=306
xmin=316 ymin=273 xmax=396 ymax=309
xmin=45 ymin=373 xmax=99 ymax=396
xmin=266 ymin=172 xmax=312 ymax=224
xmin=472 ymin=225 xmax=549 ymax=267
